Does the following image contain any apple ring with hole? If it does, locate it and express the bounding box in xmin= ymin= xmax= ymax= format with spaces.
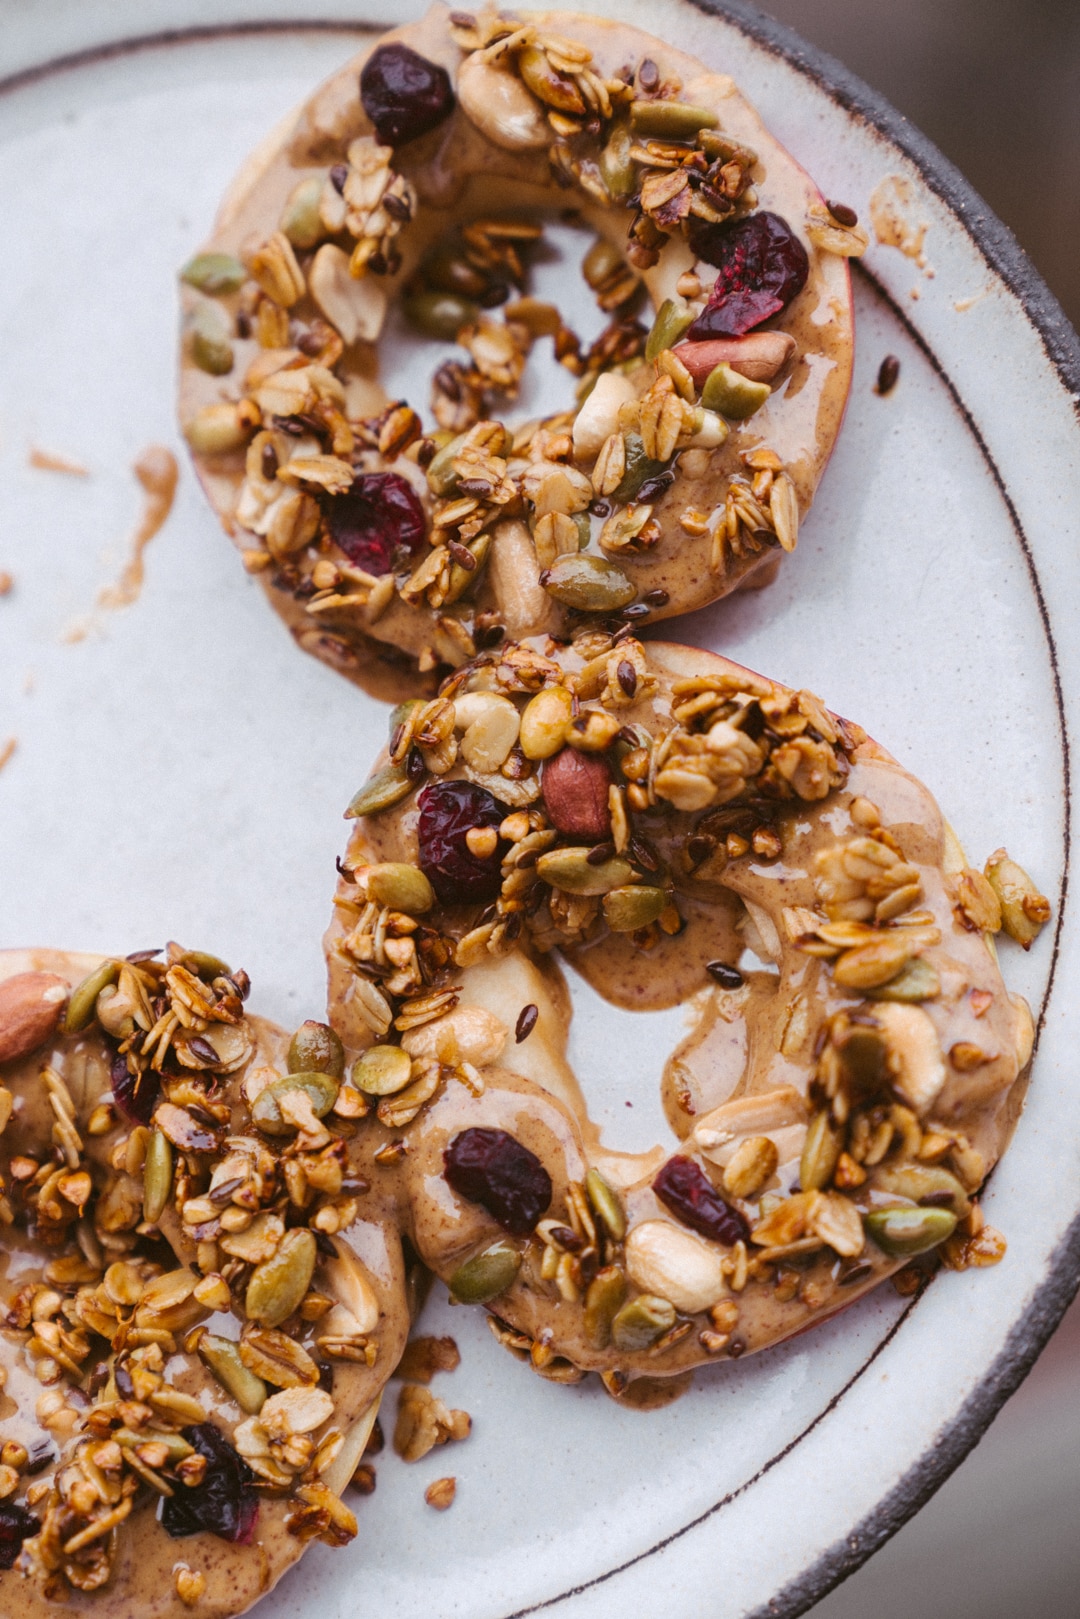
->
xmin=178 ymin=4 xmax=860 ymax=700
xmin=0 ymin=946 xmax=410 ymax=1619
xmin=322 ymin=634 xmax=1047 ymax=1390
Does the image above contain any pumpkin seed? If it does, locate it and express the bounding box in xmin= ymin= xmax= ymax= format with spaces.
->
xmin=251 ymin=1071 xmax=341 ymax=1136
xmin=864 ymin=957 xmax=941 ymax=1002
xmin=584 ymin=1266 xmax=627 ymax=1348
xmin=800 ymin=1108 xmax=843 ymax=1191
xmin=246 ymin=1227 xmax=317 ymax=1327
xmin=519 ymin=685 xmax=574 ymax=760
xmin=599 ymin=120 xmax=636 ymax=198
xmin=629 ymin=100 xmax=719 ymax=139
xmin=540 ymin=554 xmax=636 ymax=612
xmin=366 ymin=862 xmax=435 ymax=915
xmin=422 ymin=239 xmax=488 ymax=299
xmin=585 ymin=1168 xmax=626 ymax=1241
xmin=114 ymin=1427 xmax=195 ymax=1461
xmin=388 ymin=698 xmax=424 ymax=741
xmin=180 ymin=950 xmax=231 ymax=979
xmin=198 ymin=1332 xmax=267 ymax=1414
xmin=184 ymin=402 xmax=251 ymax=456
xmin=444 ymin=529 xmax=494 ymax=606
xmin=603 ymin=885 xmax=667 ymax=932
xmin=425 ymin=432 xmax=468 ymax=497
xmin=287 ymin=1020 xmax=345 ymax=1078
xmin=351 ymin=1045 xmax=412 ymax=1097
xmin=64 ymin=959 xmax=121 ymax=1033
xmin=279 ymin=175 xmax=325 ymax=249
xmin=190 ymin=300 xmax=234 ymax=375
xmin=448 ymin=1242 xmax=521 ymax=1304
xmin=645 ymin=299 xmax=694 ymax=362
xmin=404 ymin=290 xmax=479 ymax=340
xmin=873 ymin=1164 xmax=970 ymax=1218
xmin=180 ymin=251 xmax=246 ymax=295
xmin=142 ymin=1128 xmax=173 ymax=1225
xmin=700 ymin=362 xmax=770 ymax=421
xmin=346 ymin=762 xmax=414 ymax=818
xmin=536 ymin=848 xmax=633 ymax=896
xmin=610 ymin=1293 xmax=677 ymax=1351
xmin=984 ymin=850 xmax=1051 ymax=948
xmin=611 ymin=431 xmax=668 ymax=500
xmin=582 ymin=237 xmax=625 ymax=290
xmin=864 ymin=1206 xmax=957 ymax=1257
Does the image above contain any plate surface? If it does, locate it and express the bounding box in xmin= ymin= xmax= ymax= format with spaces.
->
xmin=1 ymin=5 xmax=1078 ymax=1618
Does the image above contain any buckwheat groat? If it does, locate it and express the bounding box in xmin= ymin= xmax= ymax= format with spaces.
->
xmin=323 ymin=635 xmax=1048 ymax=1390
xmin=179 ymin=6 xmax=858 ymax=697
xmin=0 ymin=947 xmax=409 ymax=1619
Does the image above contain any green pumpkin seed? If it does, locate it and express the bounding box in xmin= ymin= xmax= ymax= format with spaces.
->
xmin=645 ymin=299 xmax=695 ymax=362
xmin=422 ymin=240 xmax=488 ymax=299
xmin=584 ymin=1266 xmax=627 ymax=1348
xmin=279 ymin=175 xmax=325 ymax=249
xmin=346 ymin=762 xmax=414 ymax=818
xmin=540 ymin=554 xmax=636 ymax=612
xmin=864 ymin=1206 xmax=957 ymax=1257
xmin=611 ymin=1292 xmax=677 ymax=1351
xmin=198 ymin=1332 xmax=267 ymax=1414
xmin=180 ymin=950 xmax=231 ymax=980
xmin=288 ymin=1020 xmax=345 ymax=1078
xmin=536 ymin=848 xmax=634 ymax=896
xmin=64 ymin=959 xmax=121 ymax=1033
xmin=630 ymin=100 xmax=719 ymax=139
xmin=603 ymin=885 xmax=667 ymax=933
xmin=582 ymin=237 xmax=624 ymax=290
xmin=864 ymin=957 xmax=941 ymax=1002
xmin=699 ymin=130 xmax=757 ymax=165
xmin=114 ymin=1427 xmax=195 ymax=1461
xmin=404 ymin=290 xmax=479 ymax=341
xmin=142 ymin=1128 xmax=173 ymax=1225
xmin=443 ymin=528 xmax=494 ymax=606
xmin=352 ymin=1045 xmax=412 ymax=1097
xmin=449 ymin=1242 xmax=521 ymax=1304
xmin=800 ymin=1108 xmax=843 ymax=1192
xmin=366 ymin=862 xmax=435 ymax=915
xmin=585 ymin=1169 xmax=626 ymax=1242
xmin=599 ymin=120 xmax=636 ymax=198
xmin=873 ymin=1164 xmax=970 ymax=1218
xmin=190 ymin=300 xmax=234 ymax=376
xmin=611 ymin=431 xmax=668 ymax=500
xmin=246 ymin=1228 xmax=317 ymax=1327
xmin=180 ymin=251 xmax=246 ymax=295
xmin=251 ymin=1071 xmax=341 ymax=1136
xmin=388 ymin=698 xmax=424 ymax=742
xmin=701 ymin=362 xmax=771 ymax=421
xmin=426 ymin=433 xmax=468 ymax=497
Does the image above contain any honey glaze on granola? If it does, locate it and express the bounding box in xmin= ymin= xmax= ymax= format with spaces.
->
xmin=324 ymin=636 xmax=1046 ymax=1390
xmin=0 ymin=949 xmax=410 ymax=1619
xmin=178 ymin=5 xmax=858 ymax=697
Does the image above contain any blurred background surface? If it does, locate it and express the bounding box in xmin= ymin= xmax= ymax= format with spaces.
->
xmin=761 ymin=0 xmax=1080 ymax=329
xmin=754 ymin=4 xmax=1080 ymax=1611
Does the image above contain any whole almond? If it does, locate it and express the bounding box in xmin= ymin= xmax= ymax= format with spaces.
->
xmin=673 ymin=332 xmax=796 ymax=386
xmin=0 ymin=973 xmax=70 ymax=1065
xmin=541 ymin=748 xmax=612 ymax=841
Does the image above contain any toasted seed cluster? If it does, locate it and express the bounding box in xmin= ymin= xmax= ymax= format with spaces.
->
xmin=0 ymin=948 xmax=387 ymax=1599
xmin=180 ymin=9 xmax=864 ymax=680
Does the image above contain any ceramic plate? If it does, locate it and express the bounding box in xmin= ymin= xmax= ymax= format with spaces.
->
xmin=1 ymin=4 xmax=1078 ymax=1616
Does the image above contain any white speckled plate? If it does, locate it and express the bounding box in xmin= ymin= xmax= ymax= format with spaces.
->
xmin=0 ymin=4 xmax=1078 ymax=1616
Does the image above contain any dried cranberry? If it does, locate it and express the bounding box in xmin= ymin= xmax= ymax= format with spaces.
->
xmin=444 ymin=1128 xmax=551 ymax=1236
xmin=417 ymin=781 xmax=504 ymax=905
xmin=110 ymin=1048 xmax=160 ymax=1125
xmin=161 ymin=1424 xmax=258 ymax=1543
xmin=360 ymin=43 xmax=455 ymax=148
xmin=686 ymin=212 xmax=809 ymax=339
xmin=0 ymin=1502 xmax=38 ymax=1569
xmin=653 ymin=1156 xmax=750 ymax=1245
xmin=321 ymin=473 xmax=427 ymax=575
